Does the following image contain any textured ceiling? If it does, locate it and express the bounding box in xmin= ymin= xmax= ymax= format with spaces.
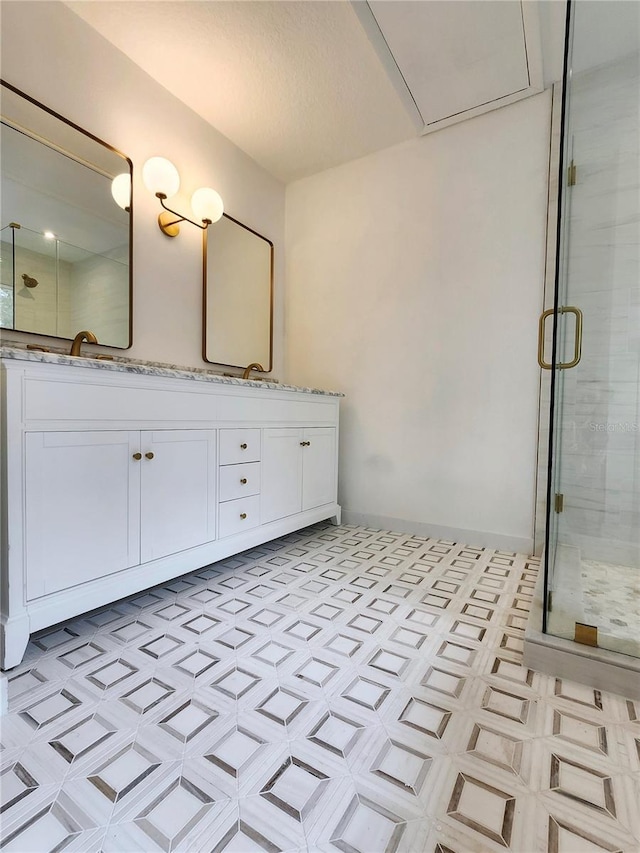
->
xmin=64 ymin=0 xmax=417 ymax=183
xmin=63 ymin=1 xmax=577 ymax=184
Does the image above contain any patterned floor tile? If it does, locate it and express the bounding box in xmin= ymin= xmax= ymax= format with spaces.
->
xmin=2 ymin=523 xmax=639 ymax=853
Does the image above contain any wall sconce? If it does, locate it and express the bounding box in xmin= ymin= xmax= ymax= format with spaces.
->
xmin=142 ymin=156 xmax=224 ymax=237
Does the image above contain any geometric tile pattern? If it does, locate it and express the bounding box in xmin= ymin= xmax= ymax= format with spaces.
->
xmin=1 ymin=522 xmax=639 ymax=853
xmin=447 ymin=772 xmax=515 ymax=846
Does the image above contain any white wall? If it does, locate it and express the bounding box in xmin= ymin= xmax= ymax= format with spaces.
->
xmin=2 ymin=1 xmax=554 ymax=551
xmin=0 ymin=1 xmax=285 ymax=374
xmin=285 ymin=91 xmax=552 ymax=552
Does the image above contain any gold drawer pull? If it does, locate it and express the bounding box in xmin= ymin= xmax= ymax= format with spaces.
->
xmin=240 ymin=478 xmax=248 ymax=484
xmin=145 ymin=452 xmax=154 ymax=460
xmin=240 ymin=512 xmax=247 ymax=520
xmin=132 ymin=452 xmax=142 ymax=460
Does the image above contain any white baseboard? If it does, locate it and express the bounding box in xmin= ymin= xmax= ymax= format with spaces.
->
xmin=340 ymin=510 xmax=533 ymax=555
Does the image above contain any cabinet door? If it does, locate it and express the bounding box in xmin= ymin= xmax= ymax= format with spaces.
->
xmin=261 ymin=428 xmax=303 ymax=524
xmin=25 ymin=431 xmax=140 ymax=599
xmin=140 ymin=430 xmax=216 ymax=563
xmin=302 ymin=427 xmax=337 ymax=511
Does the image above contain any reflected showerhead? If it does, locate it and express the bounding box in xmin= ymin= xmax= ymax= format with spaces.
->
xmin=18 ymin=273 xmax=38 ymax=300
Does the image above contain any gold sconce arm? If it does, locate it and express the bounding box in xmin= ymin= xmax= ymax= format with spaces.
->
xmin=156 ymin=193 xmax=211 ymax=237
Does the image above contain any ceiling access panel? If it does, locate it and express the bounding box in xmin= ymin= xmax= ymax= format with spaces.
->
xmin=353 ymin=0 xmax=544 ymax=135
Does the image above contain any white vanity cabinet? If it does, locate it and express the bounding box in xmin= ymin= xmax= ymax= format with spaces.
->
xmin=139 ymin=430 xmax=217 ymax=563
xmin=262 ymin=427 xmax=337 ymax=523
xmin=218 ymin=428 xmax=262 ymax=538
xmin=25 ymin=430 xmax=141 ymax=599
xmin=301 ymin=427 xmax=338 ymax=511
xmin=25 ymin=429 xmax=217 ymax=602
xmin=0 ymin=355 xmax=341 ymax=669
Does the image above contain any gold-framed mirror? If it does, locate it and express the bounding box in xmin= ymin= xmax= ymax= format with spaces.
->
xmin=203 ymin=213 xmax=273 ymax=370
xmin=0 ymin=80 xmax=133 ymax=348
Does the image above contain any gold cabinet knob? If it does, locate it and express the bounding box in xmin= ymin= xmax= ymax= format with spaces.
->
xmin=132 ymin=452 xmax=142 ymax=460
xmin=240 ymin=443 xmax=248 ymax=450
xmin=240 ymin=512 xmax=247 ymax=520
xmin=145 ymin=452 xmax=154 ymax=460
xmin=240 ymin=478 xmax=247 ymax=484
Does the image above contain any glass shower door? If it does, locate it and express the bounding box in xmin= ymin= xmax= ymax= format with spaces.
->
xmin=543 ymin=0 xmax=640 ymax=658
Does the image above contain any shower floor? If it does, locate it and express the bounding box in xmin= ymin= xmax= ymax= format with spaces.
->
xmin=548 ymin=546 xmax=640 ymax=658
xmin=582 ymin=559 xmax=640 ymax=656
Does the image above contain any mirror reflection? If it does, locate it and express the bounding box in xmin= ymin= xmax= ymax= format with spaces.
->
xmin=204 ymin=214 xmax=273 ymax=370
xmin=0 ymin=82 xmax=132 ymax=348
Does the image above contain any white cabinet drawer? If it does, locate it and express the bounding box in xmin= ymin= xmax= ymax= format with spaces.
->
xmin=219 ymin=494 xmax=261 ymax=538
xmin=219 ymin=462 xmax=261 ymax=502
xmin=219 ymin=429 xmax=260 ymax=464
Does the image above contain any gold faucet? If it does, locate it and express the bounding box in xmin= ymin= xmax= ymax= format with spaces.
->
xmin=70 ymin=330 xmax=98 ymax=357
xmin=242 ymin=362 xmax=264 ymax=380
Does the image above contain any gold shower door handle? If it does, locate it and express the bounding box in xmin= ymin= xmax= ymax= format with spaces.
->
xmin=537 ymin=306 xmax=583 ymax=370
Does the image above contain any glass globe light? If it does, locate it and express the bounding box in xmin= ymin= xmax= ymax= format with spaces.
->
xmin=111 ymin=173 xmax=131 ymax=209
xmin=191 ymin=187 xmax=224 ymax=224
xmin=142 ymin=157 xmax=180 ymax=198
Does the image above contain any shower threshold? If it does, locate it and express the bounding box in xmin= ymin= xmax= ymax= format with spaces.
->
xmin=543 ymin=544 xmax=639 ymax=658
xmin=524 ymin=556 xmax=640 ymax=700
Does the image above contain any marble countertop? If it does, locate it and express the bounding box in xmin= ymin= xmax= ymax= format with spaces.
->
xmin=0 ymin=345 xmax=344 ymax=398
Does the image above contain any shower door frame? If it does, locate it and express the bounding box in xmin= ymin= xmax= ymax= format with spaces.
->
xmin=541 ymin=0 xmax=574 ymax=634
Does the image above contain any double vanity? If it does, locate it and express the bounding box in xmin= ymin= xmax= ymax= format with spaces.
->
xmin=0 ymin=81 xmax=340 ymax=672
xmin=0 ymin=349 xmax=342 ymax=669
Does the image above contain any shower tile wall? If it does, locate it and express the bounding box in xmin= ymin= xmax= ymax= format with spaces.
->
xmin=0 ymin=238 xmax=128 ymax=347
xmin=0 ymin=241 xmax=73 ymax=339
xmin=560 ymin=50 xmax=640 ymax=567
xmin=68 ymin=246 xmax=129 ymax=349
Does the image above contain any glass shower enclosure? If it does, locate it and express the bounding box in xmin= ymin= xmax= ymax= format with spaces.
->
xmin=541 ymin=0 xmax=639 ymax=660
